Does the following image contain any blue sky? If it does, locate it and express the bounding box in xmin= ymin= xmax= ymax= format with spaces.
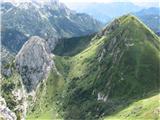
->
xmin=59 ymin=0 xmax=159 ymax=7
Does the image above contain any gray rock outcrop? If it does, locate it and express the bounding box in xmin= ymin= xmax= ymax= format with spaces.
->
xmin=15 ymin=36 xmax=53 ymax=92
xmin=0 ymin=96 xmax=17 ymax=120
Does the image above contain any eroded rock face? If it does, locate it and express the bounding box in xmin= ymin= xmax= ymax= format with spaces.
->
xmin=15 ymin=36 xmax=53 ymax=92
xmin=0 ymin=96 xmax=17 ymax=120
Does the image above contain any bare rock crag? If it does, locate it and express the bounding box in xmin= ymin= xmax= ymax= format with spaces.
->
xmin=15 ymin=36 xmax=53 ymax=92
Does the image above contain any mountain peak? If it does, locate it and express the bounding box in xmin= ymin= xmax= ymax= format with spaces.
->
xmin=118 ymin=14 xmax=141 ymax=24
xmin=96 ymin=14 xmax=160 ymax=52
xmin=98 ymin=14 xmax=158 ymax=38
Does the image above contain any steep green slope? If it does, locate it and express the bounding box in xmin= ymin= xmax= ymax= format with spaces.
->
xmin=54 ymin=14 xmax=160 ymax=120
xmin=27 ymin=69 xmax=65 ymax=120
xmin=104 ymin=93 xmax=160 ymax=120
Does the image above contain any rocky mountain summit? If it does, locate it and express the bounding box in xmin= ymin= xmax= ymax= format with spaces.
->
xmin=15 ymin=36 xmax=53 ymax=92
xmin=0 ymin=96 xmax=17 ymax=120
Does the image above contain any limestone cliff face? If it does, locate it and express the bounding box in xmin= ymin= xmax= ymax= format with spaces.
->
xmin=15 ymin=36 xmax=53 ymax=92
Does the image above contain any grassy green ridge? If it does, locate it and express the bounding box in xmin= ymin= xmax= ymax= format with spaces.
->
xmin=104 ymin=93 xmax=160 ymax=120
xmin=55 ymin=15 xmax=160 ymax=120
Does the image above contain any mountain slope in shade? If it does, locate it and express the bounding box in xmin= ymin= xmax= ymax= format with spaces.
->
xmin=53 ymin=34 xmax=94 ymax=56
xmin=1 ymin=45 xmax=15 ymax=77
xmin=1 ymin=45 xmax=14 ymax=63
xmin=0 ymin=2 xmax=14 ymax=14
xmin=1 ymin=1 xmax=102 ymax=52
xmin=1 ymin=28 xmax=28 ymax=53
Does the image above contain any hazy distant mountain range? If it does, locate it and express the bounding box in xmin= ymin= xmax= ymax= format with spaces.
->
xmin=65 ymin=2 xmax=143 ymax=22
xmin=65 ymin=2 xmax=160 ymax=34
xmin=134 ymin=7 xmax=160 ymax=34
